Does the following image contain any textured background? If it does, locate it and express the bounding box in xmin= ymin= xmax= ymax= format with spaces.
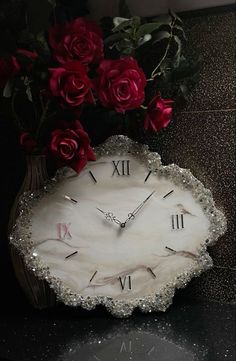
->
xmin=0 ymin=5 xmax=235 ymax=309
xmin=145 ymin=10 xmax=236 ymax=303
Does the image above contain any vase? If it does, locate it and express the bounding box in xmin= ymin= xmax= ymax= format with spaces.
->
xmin=8 ymin=155 xmax=57 ymax=309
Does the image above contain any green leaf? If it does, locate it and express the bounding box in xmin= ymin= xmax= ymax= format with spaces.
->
xmin=115 ymin=38 xmax=133 ymax=53
xmin=104 ymin=33 xmax=126 ymax=45
xmin=173 ymin=35 xmax=182 ymax=65
xmin=119 ymin=0 xmax=131 ymax=18
xmin=153 ymin=31 xmax=171 ymax=43
xmin=3 ymin=80 xmax=13 ymax=98
xmin=113 ymin=17 xmax=129 ymax=28
xmin=132 ymin=16 xmax=141 ymax=28
xmin=36 ymin=32 xmax=50 ymax=52
xmin=179 ymin=84 xmax=189 ymax=100
xmin=136 ymin=21 xmax=170 ymax=39
xmin=137 ymin=34 xmax=152 ymax=46
xmin=23 ymin=76 xmax=33 ymax=102
xmin=26 ymin=86 xmax=33 ymax=102
xmin=112 ymin=18 xmax=133 ymax=32
xmin=174 ymin=24 xmax=187 ymax=40
xmin=121 ymin=47 xmax=133 ymax=55
xmin=113 ymin=16 xmax=141 ymax=33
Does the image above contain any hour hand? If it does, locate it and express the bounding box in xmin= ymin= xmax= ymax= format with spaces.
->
xmin=96 ymin=208 xmax=122 ymax=226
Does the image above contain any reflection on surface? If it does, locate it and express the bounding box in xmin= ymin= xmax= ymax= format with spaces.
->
xmin=0 ymin=302 xmax=235 ymax=361
xmin=65 ymin=332 xmax=198 ymax=361
xmin=57 ymin=310 xmax=207 ymax=361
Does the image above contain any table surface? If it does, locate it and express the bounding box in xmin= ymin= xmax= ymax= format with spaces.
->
xmin=0 ymin=300 xmax=235 ymax=361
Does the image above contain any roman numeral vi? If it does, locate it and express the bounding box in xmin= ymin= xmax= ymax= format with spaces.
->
xmin=119 ymin=276 xmax=132 ymax=291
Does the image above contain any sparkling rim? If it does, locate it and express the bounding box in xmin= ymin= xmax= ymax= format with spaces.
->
xmin=9 ymin=135 xmax=227 ymax=318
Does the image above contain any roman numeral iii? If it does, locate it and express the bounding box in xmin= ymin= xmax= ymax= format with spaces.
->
xmin=171 ymin=214 xmax=184 ymax=229
xmin=112 ymin=160 xmax=130 ymax=176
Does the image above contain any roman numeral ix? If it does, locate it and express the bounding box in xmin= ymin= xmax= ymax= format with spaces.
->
xmin=57 ymin=223 xmax=72 ymax=239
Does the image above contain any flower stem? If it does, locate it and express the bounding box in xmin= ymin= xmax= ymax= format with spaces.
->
xmin=36 ymin=99 xmax=50 ymax=140
xmin=150 ymin=18 xmax=176 ymax=80
xmin=150 ymin=41 xmax=171 ymax=79
xmin=11 ymin=92 xmax=23 ymax=131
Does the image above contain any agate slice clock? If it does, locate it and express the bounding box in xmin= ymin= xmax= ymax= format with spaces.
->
xmin=10 ymin=136 xmax=226 ymax=317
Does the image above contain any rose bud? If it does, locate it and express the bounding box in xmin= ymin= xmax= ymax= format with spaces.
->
xmin=144 ymin=94 xmax=174 ymax=132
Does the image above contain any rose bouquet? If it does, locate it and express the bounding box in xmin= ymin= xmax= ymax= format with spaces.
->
xmin=0 ymin=0 xmax=199 ymax=174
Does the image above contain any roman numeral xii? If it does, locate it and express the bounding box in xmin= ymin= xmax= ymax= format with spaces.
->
xmin=112 ymin=160 xmax=130 ymax=176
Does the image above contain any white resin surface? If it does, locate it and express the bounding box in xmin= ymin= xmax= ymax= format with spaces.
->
xmin=31 ymin=155 xmax=210 ymax=300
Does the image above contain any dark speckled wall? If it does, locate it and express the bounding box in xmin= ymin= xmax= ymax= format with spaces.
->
xmin=145 ymin=10 xmax=236 ymax=303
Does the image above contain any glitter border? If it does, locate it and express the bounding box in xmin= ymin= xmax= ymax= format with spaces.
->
xmin=9 ymin=136 xmax=227 ymax=318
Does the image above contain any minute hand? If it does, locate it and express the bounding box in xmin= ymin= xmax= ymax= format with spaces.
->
xmin=124 ymin=190 xmax=156 ymax=225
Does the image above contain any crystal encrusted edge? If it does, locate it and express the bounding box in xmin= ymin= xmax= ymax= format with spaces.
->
xmin=9 ymin=135 xmax=227 ymax=318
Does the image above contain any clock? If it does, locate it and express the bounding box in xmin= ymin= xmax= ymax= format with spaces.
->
xmin=10 ymin=136 xmax=226 ymax=317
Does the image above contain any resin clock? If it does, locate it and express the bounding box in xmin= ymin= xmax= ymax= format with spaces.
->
xmin=10 ymin=136 xmax=226 ymax=317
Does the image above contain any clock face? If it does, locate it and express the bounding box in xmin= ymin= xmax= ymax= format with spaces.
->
xmin=11 ymin=136 xmax=226 ymax=317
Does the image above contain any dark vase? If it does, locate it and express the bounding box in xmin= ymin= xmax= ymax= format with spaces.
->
xmin=8 ymin=155 xmax=56 ymax=309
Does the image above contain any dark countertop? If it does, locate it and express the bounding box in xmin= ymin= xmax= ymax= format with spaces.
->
xmin=0 ymin=300 xmax=235 ymax=361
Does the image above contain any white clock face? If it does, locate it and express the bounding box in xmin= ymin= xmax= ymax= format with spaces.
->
xmin=11 ymin=136 xmax=226 ymax=317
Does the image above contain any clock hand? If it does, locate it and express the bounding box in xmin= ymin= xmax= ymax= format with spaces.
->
xmin=96 ymin=207 xmax=122 ymax=226
xmin=123 ymin=190 xmax=156 ymax=226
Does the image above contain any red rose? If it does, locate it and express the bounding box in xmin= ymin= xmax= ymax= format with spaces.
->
xmin=50 ymin=121 xmax=96 ymax=173
xmin=20 ymin=132 xmax=37 ymax=153
xmin=49 ymin=17 xmax=104 ymax=67
xmin=49 ymin=61 xmax=94 ymax=107
xmin=96 ymin=57 xmax=146 ymax=113
xmin=144 ymin=94 xmax=173 ymax=132
xmin=0 ymin=56 xmax=20 ymax=88
xmin=0 ymin=50 xmax=38 ymax=88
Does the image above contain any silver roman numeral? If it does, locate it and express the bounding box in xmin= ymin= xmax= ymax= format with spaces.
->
xmin=119 ymin=275 xmax=132 ymax=291
xmin=112 ymin=160 xmax=130 ymax=176
xmin=171 ymin=214 xmax=184 ymax=230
